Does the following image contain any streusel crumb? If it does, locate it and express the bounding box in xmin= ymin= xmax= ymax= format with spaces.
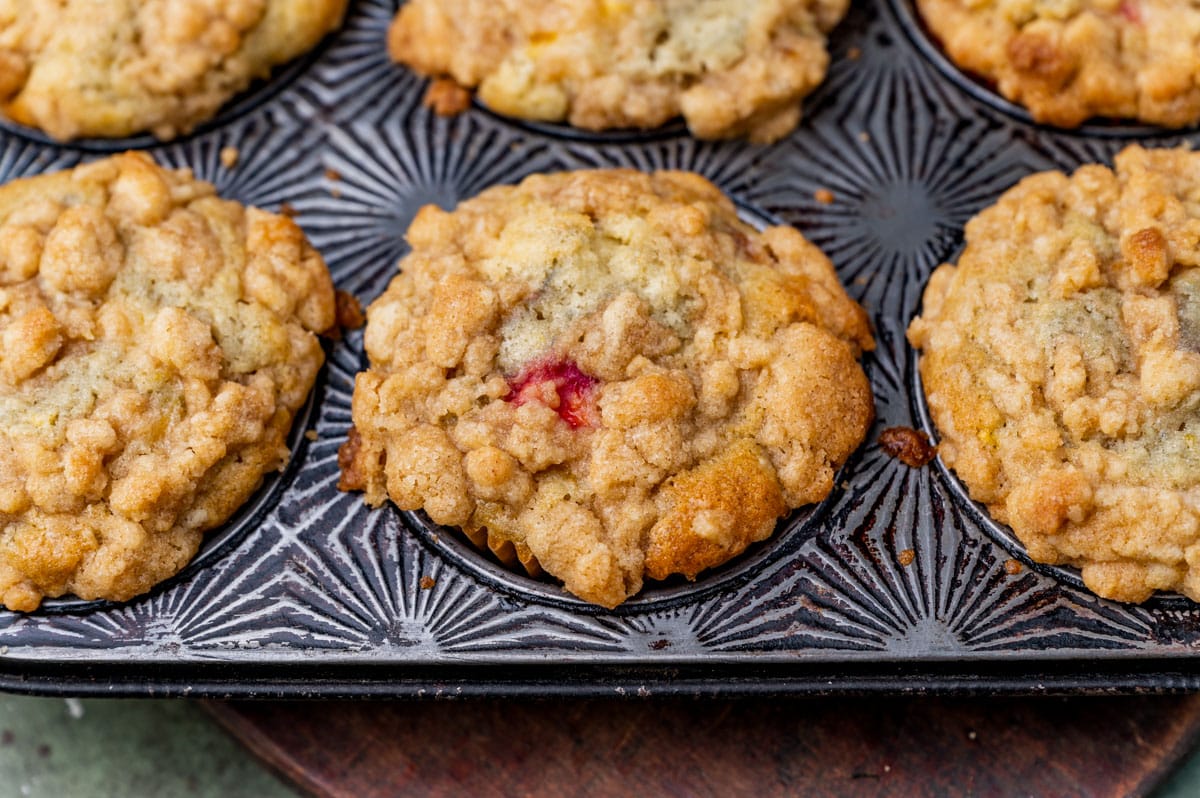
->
xmin=0 ymin=152 xmax=334 ymax=610
xmin=917 ymin=0 xmax=1200 ymax=127
xmin=909 ymin=145 xmax=1200 ymax=603
xmin=388 ymin=0 xmax=849 ymax=143
xmin=344 ymin=169 xmax=874 ymax=607
xmin=0 ymin=0 xmax=347 ymax=140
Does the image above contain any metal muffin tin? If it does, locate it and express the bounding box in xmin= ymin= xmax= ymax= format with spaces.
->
xmin=2 ymin=0 xmax=1199 ymax=698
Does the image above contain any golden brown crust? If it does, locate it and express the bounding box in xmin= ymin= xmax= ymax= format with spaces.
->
xmin=917 ymin=0 xmax=1200 ymax=128
xmin=0 ymin=0 xmax=347 ymax=141
xmin=0 ymin=153 xmax=334 ymax=610
xmin=344 ymin=169 xmax=873 ymax=608
xmin=909 ymin=144 xmax=1200 ymax=604
xmin=388 ymin=0 xmax=849 ymax=143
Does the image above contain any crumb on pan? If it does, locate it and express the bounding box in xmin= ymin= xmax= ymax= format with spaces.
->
xmin=879 ymin=427 xmax=937 ymax=468
xmin=325 ymin=290 xmax=366 ymax=340
xmin=423 ymin=78 xmax=472 ymax=116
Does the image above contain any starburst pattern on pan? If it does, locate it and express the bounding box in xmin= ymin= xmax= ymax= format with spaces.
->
xmin=778 ymin=105 xmax=1044 ymax=318
xmin=1015 ymin=131 xmax=1200 ymax=177
xmin=252 ymin=502 xmax=631 ymax=654
xmin=778 ymin=450 xmax=1155 ymax=654
xmin=151 ymin=109 xmax=326 ymax=212
xmin=295 ymin=112 xmax=564 ymax=301
xmin=298 ymin=0 xmax=426 ymax=126
xmin=0 ymin=138 xmax=79 ymax=182
xmin=0 ymin=522 xmax=295 ymax=652
xmin=559 ymin=137 xmax=779 ymax=204
xmin=814 ymin=0 xmax=967 ymax=126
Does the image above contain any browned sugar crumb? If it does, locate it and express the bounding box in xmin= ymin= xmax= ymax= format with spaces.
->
xmin=345 ymin=169 xmax=874 ymax=608
xmin=0 ymin=1 xmax=348 ymax=141
xmin=337 ymin=426 xmax=366 ymax=492
xmin=0 ymin=152 xmax=334 ymax=611
xmin=388 ymin=0 xmax=850 ymax=143
xmin=879 ymin=427 xmax=938 ymax=468
xmin=419 ymin=576 xmax=437 ymax=589
xmin=305 ymin=430 xmax=319 ymax=442
xmin=219 ymin=146 xmax=239 ymax=170
xmin=423 ymin=78 xmax=472 ymax=116
xmin=814 ymin=188 xmax=835 ymax=205
xmin=324 ymin=168 xmax=342 ymax=182
xmin=1003 ymin=559 xmax=1023 ymax=575
xmin=897 ymin=548 xmax=916 ymax=566
xmin=335 ymin=290 xmax=365 ymax=331
xmin=847 ymin=45 xmax=862 ymax=60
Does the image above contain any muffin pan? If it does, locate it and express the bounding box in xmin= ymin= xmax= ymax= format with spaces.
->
xmin=2 ymin=0 xmax=1200 ymax=698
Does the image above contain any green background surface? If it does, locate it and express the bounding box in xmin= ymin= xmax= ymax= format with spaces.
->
xmin=0 ymin=695 xmax=1197 ymax=797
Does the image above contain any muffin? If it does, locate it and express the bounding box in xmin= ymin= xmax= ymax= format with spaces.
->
xmin=0 ymin=152 xmax=335 ymax=610
xmin=340 ymin=169 xmax=875 ymax=608
xmin=915 ymin=0 xmax=1200 ymax=128
xmin=388 ymin=0 xmax=850 ymax=143
xmin=0 ymin=0 xmax=348 ymax=140
xmin=909 ymin=145 xmax=1200 ymax=603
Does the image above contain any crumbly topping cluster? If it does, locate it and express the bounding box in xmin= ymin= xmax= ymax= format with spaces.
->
xmin=910 ymin=145 xmax=1200 ymax=603
xmin=0 ymin=153 xmax=334 ymax=610
xmin=344 ymin=170 xmax=874 ymax=607
xmin=389 ymin=0 xmax=849 ymax=142
xmin=917 ymin=0 xmax=1200 ymax=127
xmin=0 ymin=0 xmax=347 ymax=140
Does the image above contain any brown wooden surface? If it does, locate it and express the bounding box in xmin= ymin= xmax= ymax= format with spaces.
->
xmin=206 ymin=694 xmax=1200 ymax=797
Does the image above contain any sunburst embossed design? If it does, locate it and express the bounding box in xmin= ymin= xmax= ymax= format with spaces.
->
xmin=779 ymin=109 xmax=1044 ymax=317
xmin=152 ymin=108 xmax=327 ymax=210
xmin=297 ymin=0 xmax=425 ymax=127
xmin=297 ymin=112 xmax=565 ymax=301
xmin=0 ymin=138 xmax=79 ymax=182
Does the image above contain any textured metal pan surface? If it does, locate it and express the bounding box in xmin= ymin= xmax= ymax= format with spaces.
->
xmin=1 ymin=0 xmax=1198 ymax=697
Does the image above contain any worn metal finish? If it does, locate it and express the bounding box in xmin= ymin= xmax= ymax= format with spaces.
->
xmin=1 ymin=0 xmax=1198 ymax=697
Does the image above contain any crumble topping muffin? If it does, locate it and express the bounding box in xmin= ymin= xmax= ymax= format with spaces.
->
xmin=909 ymin=145 xmax=1200 ymax=604
xmin=341 ymin=169 xmax=874 ymax=608
xmin=388 ymin=0 xmax=850 ymax=143
xmin=916 ymin=0 xmax=1200 ymax=128
xmin=0 ymin=0 xmax=348 ymax=141
xmin=0 ymin=152 xmax=335 ymax=611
